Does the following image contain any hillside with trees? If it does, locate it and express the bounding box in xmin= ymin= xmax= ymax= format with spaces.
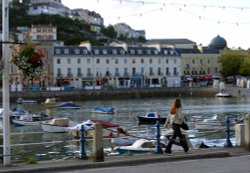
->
xmin=1 ymin=0 xmax=145 ymax=46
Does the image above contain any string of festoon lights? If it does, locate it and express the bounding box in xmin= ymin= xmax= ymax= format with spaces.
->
xmin=97 ymin=0 xmax=250 ymax=26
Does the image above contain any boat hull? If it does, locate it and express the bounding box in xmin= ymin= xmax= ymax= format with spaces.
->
xmin=12 ymin=119 xmax=45 ymax=126
xmin=41 ymin=124 xmax=68 ymax=133
xmin=137 ymin=116 xmax=166 ymax=125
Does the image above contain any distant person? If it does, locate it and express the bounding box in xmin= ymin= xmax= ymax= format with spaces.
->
xmin=164 ymin=98 xmax=189 ymax=155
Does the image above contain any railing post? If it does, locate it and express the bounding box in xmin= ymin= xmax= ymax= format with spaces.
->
xmin=80 ymin=125 xmax=88 ymax=159
xmin=156 ymin=120 xmax=163 ymax=154
xmin=224 ymin=116 xmax=233 ymax=147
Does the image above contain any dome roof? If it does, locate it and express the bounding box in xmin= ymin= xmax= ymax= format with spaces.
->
xmin=209 ymin=35 xmax=227 ymax=49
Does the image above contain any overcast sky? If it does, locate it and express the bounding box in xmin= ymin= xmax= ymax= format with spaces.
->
xmin=61 ymin=0 xmax=250 ymax=49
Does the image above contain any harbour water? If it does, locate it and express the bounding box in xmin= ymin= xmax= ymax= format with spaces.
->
xmin=1 ymin=96 xmax=250 ymax=162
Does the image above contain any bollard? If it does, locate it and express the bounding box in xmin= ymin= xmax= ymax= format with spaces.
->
xmin=156 ymin=121 xmax=163 ymax=154
xmin=224 ymin=116 xmax=233 ymax=147
xmin=80 ymin=125 xmax=88 ymax=159
xmin=93 ymin=123 xmax=104 ymax=162
xmin=244 ymin=114 xmax=250 ymax=151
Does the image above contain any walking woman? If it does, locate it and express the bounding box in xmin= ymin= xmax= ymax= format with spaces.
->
xmin=164 ymin=98 xmax=189 ymax=154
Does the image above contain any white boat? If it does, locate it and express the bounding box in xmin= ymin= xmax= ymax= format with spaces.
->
xmin=113 ymin=138 xmax=185 ymax=154
xmin=16 ymin=97 xmax=38 ymax=104
xmin=215 ymin=92 xmax=231 ymax=97
xmin=41 ymin=118 xmax=77 ymax=133
xmin=42 ymin=98 xmax=58 ymax=108
xmin=11 ymin=113 xmax=52 ymax=126
xmin=195 ymin=115 xmax=225 ymax=130
xmin=67 ymin=119 xmax=127 ymax=138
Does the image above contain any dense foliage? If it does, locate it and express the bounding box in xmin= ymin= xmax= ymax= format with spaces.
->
xmin=0 ymin=0 xmax=146 ymax=46
xmin=218 ymin=50 xmax=250 ymax=77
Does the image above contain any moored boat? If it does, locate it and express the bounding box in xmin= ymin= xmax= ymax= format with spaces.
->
xmin=42 ymin=98 xmax=58 ymax=108
xmin=215 ymin=92 xmax=231 ymax=97
xmin=41 ymin=118 xmax=77 ymax=133
xmin=91 ymin=106 xmax=116 ymax=114
xmin=137 ymin=112 xmax=166 ymax=125
xmin=11 ymin=113 xmax=52 ymax=126
xmin=16 ymin=97 xmax=38 ymax=104
xmin=56 ymin=102 xmax=82 ymax=109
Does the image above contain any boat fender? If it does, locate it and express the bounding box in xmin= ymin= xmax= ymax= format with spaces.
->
xmin=108 ymin=131 xmax=115 ymax=138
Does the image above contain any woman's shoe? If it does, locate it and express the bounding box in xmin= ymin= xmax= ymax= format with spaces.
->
xmin=165 ymin=150 xmax=173 ymax=156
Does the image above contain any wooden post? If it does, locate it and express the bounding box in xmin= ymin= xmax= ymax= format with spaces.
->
xmin=244 ymin=114 xmax=250 ymax=151
xmin=93 ymin=123 xmax=104 ymax=162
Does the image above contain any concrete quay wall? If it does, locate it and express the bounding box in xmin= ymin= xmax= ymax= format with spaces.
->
xmin=5 ymin=87 xmax=219 ymax=102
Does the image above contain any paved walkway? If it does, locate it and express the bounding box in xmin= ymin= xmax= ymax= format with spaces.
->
xmin=0 ymin=146 xmax=249 ymax=173
xmin=226 ymin=84 xmax=250 ymax=97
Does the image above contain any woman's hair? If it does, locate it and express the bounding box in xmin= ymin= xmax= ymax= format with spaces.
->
xmin=170 ymin=98 xmax=182 ymax=114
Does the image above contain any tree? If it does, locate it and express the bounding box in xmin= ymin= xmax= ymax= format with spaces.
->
xmin=101 ymin=25 xmax=117 ymax=39
xmin=239 ymin=53 xmax=250 ymax=76
xmin=218 ymin=50 xmax=244 ymax=77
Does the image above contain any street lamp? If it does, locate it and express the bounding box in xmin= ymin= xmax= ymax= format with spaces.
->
xmin=2 ymin=0 xmax=11 ymax=165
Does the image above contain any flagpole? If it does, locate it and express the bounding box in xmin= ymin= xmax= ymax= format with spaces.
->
xmin=2 ymin=0 xmax=11 ymax=165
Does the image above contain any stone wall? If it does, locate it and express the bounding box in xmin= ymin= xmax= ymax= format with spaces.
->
xmin=4 ymin=87 xmax=219 ymax=102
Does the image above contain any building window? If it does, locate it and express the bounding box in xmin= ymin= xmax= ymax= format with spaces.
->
xmin=115 ymin=59 xmax=119 ymax=64
xmin=120 ymin=50 xmax=125 ymax=54
xmin=132 ymin=67 xmax=136 ymax=75
xmin=166 ymin=67 xmax=169 ymax=75
xmin=74 ymin=49 xmax=80 ymax=54
xmin=163 ymin=50 xmax=168 ymax=55
xmin=102 ymin=49 xmax=107 ymax=54
xmin=112 ymin=49 xmax=117 ymax=54
xmin=173 ymin=67 xmax=177 ymax=75
xmin=192 ymin=59 xmax=195 ymax=64
xmin=208 ymin=59 xmax=210 ymax=64
xmin=141 ymin=59 xmax=144 ymax=64
xmin=166 ymin=59 xmax=169 ymax=64
xmin=130 ymin=49 xmax=135 ymax=54
xmin=106 ymin=59 xmax=109 ymax=64
xmin=83 ymin=49 xmax=88 ymax=54
xmin=55 ymin=49 xmax=61 ymax=54
xmin=57 ymin=68 xmax=61 ymax=76
xmin=77 ymin=68 xmax=82 ymax=77
xmin=138 ymin=49 xmax=142 ymax=54
xmin=124 ymin=59 xmax=127 ymax=64
xmin=115 ymin=68 xmax=119 ymax=76
xmin=87 ymin=68 xmax=91 ymax=75
xmin=77 ymin=58 xmax=81 ymax=64
xmin=94 ymin=49 xmax=99 ymax=54
xmin=158 ymin=68 xmax=161 ymax=75
xmin=64 ymin=49 xmax=69 ymax=54
xmin=57 ymin=59 xmax=61 ymax=64
xmin=141 ymin=67 xmax=144 ymax=74
xmin=67 ymin=68 xmax=72 ymax=76
xmin=158 ymin=59 xmax=161 ymax=64
xmin=149 ymin=67 xmax=153 ymax=75
xmin=132 ymin=59 xmax=136 ymax=64
xmin=149 ymin=59 xmax=153 ymax=64
xmin=96 ymin=59 xmax=100 ymax=64
xmin=146 ymin=50 xmax=151 ymax=55
xmin=67 ymin=58 xmax=71 ymax=64
xmin=174 ymin=59 xmax=177 ymax=64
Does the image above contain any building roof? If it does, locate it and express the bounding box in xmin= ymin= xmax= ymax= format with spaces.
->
xmin=146 ymin=39 xmax=196 ymax=45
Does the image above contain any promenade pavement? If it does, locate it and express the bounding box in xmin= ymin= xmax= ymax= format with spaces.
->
xmin=0 ymin=146 xmax=249 ymax=173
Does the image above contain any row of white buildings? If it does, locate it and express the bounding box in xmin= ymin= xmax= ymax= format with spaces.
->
xmin=8 ymin=24 xmax=223 ymax=90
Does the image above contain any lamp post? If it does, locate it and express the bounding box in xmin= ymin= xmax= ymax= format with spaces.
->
xmin=2 ymin=0 xmax=11 ymax=165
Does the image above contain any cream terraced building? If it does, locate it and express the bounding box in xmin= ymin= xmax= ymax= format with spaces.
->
xmin=53 ymin=43 xmax=182 ymax=89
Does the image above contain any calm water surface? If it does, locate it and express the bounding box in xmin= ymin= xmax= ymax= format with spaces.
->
xmin=2 ymin=96 xmax=250 ymax=162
